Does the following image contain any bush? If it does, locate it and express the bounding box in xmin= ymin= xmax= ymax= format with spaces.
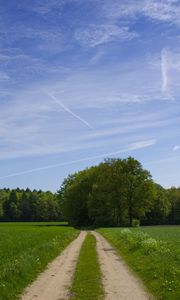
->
xmin=141 ymin=237 xmax=159 ymax=253
xmin=132 ymin=219 xmax=140 ymax=227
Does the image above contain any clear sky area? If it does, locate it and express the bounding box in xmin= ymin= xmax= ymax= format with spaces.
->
xmin=0 ymin=0 xmax=180 ymax=191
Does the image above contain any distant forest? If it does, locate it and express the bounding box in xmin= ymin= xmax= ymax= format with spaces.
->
xmin=0 ymin=157 xmax=180 ymax=226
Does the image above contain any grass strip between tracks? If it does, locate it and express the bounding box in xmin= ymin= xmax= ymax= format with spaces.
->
xmin=71 ymin=232 xmax=104 ymax=300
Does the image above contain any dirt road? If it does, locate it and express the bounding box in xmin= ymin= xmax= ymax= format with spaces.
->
xmin=21 ymin=230 xmax=153 ymax=300
xmin=92 ymin=231 xmax=153 ymax=300
xmin=21 ymin=231 xmax=87 ymax=300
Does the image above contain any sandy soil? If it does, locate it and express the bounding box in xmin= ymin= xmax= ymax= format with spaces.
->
xmin=92 ymin=231 xmax=153 ymax=300
xmin=21 ymin=231 xmax=87 ymax=300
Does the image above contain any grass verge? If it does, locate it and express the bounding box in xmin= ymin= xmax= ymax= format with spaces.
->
xmin=71 ymin=232 xmax=104 ymax=300
xmin=0 ymin=223 xmax=79 ymax=300
xmin=98 ymin=227 xmax=180 ymax=300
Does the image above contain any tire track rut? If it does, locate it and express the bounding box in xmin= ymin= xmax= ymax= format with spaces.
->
xmin=21 ymin=231 xmax=87 ymax=300
xmin=92 ymin=231 xmax=153 ymax=300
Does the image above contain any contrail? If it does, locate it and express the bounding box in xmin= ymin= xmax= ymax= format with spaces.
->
xmin=47 ymin=92 xmax=93 ymax=129
xmin=161 ymin=48 xmax=169 ymax=93
xmin=0 ymin=139 xmax=155 ymax=179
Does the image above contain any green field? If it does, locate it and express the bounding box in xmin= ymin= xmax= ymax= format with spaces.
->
xmin=98 ymin=226 xmax=180 ymax=300
xmin=0 ymin=223 xmax=179 ymax=300
xmin=0 ymin=222 xmax=79 ymax=300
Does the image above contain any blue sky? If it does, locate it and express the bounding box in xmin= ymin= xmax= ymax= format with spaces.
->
xmin=0 ymin=0 xmax=180 ymax=191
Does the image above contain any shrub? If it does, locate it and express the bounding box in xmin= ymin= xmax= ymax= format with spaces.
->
xmin=132 ymin=219 xmax=140 ymax=227
xmin=141 ymin=237 xmax=159 ymax=253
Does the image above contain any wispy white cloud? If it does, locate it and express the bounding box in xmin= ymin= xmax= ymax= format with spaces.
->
xmin=0 ymin=52 xmax=40 ymax=63
xmin=145 ymin=154 xmax=180 ymax=166
xmin=24 ymin=0 xmax=63 ymax=15
xmin=89 ymin=50 xmax=105 ymax=65
xmin=0 ymin=139 xmax=156 ymax=179
xmin=93 ymin=106 xmax=179 ymax=127
xmin=75 ymin=25 xmax=138 ymax=47
xmin=0 ymin=71 xmax=9 ymax=81
xmin=19 ymin=0 xmax=80 ymax=15
xmin=78 ymin=118 xmax=178 ymax=142
xmin=0 ymin=138 xmax=115 ymax=160
xmin=20 ymin=0 xmax=180 ymax=27
xmin=0 ymin=51 xmax=177 ymax=162
xmin=143 ymin=0 xmax=180 ymax=22
xmin=106 ymin=91 xmax=174 ymax=104
xmin=173 ymin=145 xmax=180 ymax=151
xmin=104 ymin=0 xmax=180 ymax=26
xmin=161 ymin=48 xmax=170 ymax=94
xmin=37 ymin=56 xmax=174 ymax=111
xmin=0 ymin=25 xmax=65 ymax=58
xmin=0 ymin=25 xmax=61 ymax=43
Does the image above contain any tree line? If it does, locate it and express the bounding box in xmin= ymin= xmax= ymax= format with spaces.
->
xmin=0 ymin=157 xmax=180 ymax=225
xmin=0 ymin=188 xmax=62 ymax=222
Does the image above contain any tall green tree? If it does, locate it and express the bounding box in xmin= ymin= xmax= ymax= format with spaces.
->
xmin=59 ymin=170 xmax=94 ymax=226
xmin=60 ymin=157 xmax=156 ymax=227
xmin=121 ymin=157 xmax=156 ymax=226
xmin=167 ymin=187 xmax=180 ymax=224
xmin=143 ymin=184 xmax=170 ymax=225
xmin=3 ymin=190 xmax=20 ymax=221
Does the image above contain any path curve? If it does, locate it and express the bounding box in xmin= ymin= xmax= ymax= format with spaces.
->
xmin=92 ymin=231 xmax=153 ymax=300
xmin=21 ymin=231 xmax=87 ymax=300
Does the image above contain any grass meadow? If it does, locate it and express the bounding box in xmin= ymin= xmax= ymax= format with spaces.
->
xmin=0 ymin=223 xmax=179 ymax=300
xmin=0 ymin=222 xmax=79 ymax=300
xmin=98 ymin=226 xmax=180 ymax=300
